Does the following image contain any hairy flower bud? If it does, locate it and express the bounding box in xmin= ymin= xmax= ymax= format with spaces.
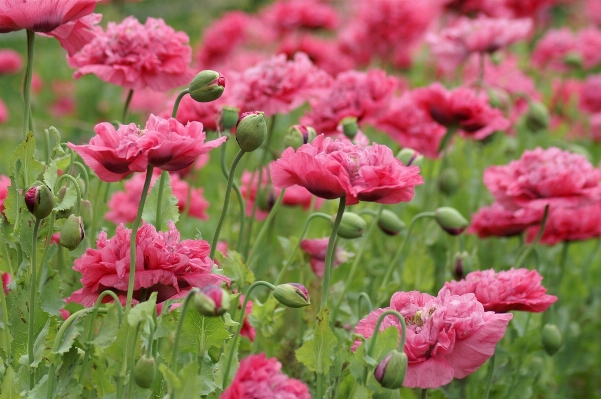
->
xmin=235 ymin=111 xmax=267 ymax=152
xmin=133 ymin=355 xmax=156 ymax=389
xmin=542 ymin=324 xmax=563 ymax=356
xmin=273 ymin=283 xmax=310 ymax=308
xmin=435 ymin=207 xmax=469 ymax=235
xmin=438 ymin=168 xmax=460 ymax=196
xmin=374 ymin=350 xmax=408 ymax=389
xmin=220 ymin=106 xmax=239 ymax=130
xmin=194 ymin=285 xmax=230 ymax=317
xmin=25 ymin=181 xmax=54 ymax=220
xmin=525 ymin=101 xmax=549 ymax=133
xmin=60 ymin=215 xmax=85 ymax=251
xmin=396 ymin=148 xmax=423 ymax=167
xmin=334 ymin=212 xmax=366 ymax=239
xmin=340 ymin=116 xmax=359 ymax=139
xmin=189 ymin=70 xmax=225 ymax=103
xmin=283 ymin=125 xmax=317 ymax=150
xmin=378 ymin=210 xmax=405 ymax=236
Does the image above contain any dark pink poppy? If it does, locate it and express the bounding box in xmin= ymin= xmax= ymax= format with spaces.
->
xmin=0 ymin=98 xmax=7 ymax=124
xmin=525 ymin=204 xmax=601 ymax=245
xmin=238 ymin=294 xmax=256 ymax=342
xmin=468 ymin=203 xmax=543 ymax=238
xmin=0 ymin=174 xmax=9 ymax=215
xmin=39 ymin=13 xmax=101 ymax=56
xmin=260 ymin=0 xmax=338 ymax=33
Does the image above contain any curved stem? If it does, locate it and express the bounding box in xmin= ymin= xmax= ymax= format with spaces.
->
xmin=125 ymin=165 xmax=154 ymax=313
xmin=219 ymin=141 xmax=245 ymax=253
xmin=210 ymin=150 xmax=245 ymax=260
xmin=171 ymin=89 xmax=190 ymax=118
xmin=321 ymin=197 xmax=346 ymax=309
xmin=122 ymin=89 xmax=134 ymax=123
xmin=28 ymin=218 xmax=42 ymax=389
xmin=222 ymin=281 xmax=275 ymax=389
xmin=483 ymin=350 xmax=496 ymax=399
xmin=55 ymin=174 xmax=83 ymax=215
xmin=154 ymin=171 xmax=167 ymax=231
xmin=247 ymin=189 xmax=286 ymax=265
xmin=514 ymin=205 xmax=549 ymax=269
xmin=72 ymin=162 xmax=90 ymax=198
xmin=23 ymin=30 xmax=35 ymax=139
xmin=366 ymin=309 xmax=407 ymax=357
xmin=357 ymin=292 xmax=373 ymax=316
xmin=274 ymin=212 xmax=331 ymax=285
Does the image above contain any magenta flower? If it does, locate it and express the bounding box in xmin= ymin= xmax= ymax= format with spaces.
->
xmin=468 ymin=203 xmax=543 ymax=238
xmin=278 ymin=34 xmax=356 ymax=76
xmin=0 ymin=0 xmax=97 ymax=33
xmin=2 ymin=272 xmax=10 ymax=294
xmin=171 ymin=88 xmax=233 ymax=131
xmin=68 ymin=16 xmax=194 ymax=91
xmin=300 ymin=237 xmax=350 ymax=277
xmin=445 ymin=268 xmax=557 ymax=313
xmin=525 ymin=204 xmax=601 ymax=245
xmin=221 ymin=353 xmax=311 ymax=399
xmin=38 ymin=12 xmax=101 ymax=56
xmin=354 ymin=289 xmax=512 ymax=389
xmin=67 ymin=222 xmax=229 ymax=307
xmin=579 ymin=74 xmax=601 ymax=114
xmin=0 ymin=49 xmax=22 ymax=74
xmin=238 ymin=294 xmax=256 ymax=342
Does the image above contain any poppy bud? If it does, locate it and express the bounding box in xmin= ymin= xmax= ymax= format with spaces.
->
xmin=542 ymin=324 xmax=563 ymax=356
xmin=434 ymin=207 xmax=469 ymax=235
xmin=438 ymin=168 xmax=460 ymax=196
xmin=55 ymin=186 xmax=73 ymax=219
xmin=256 ymin=187 xmax=276 ymax=213
xmin=452 ymin=251 xmax=471 ymax=280
xmin=283 ymin=125 xmax=317 ymax=150
xmin=340 ymin=116 xmax=358 ymax=139
xmin=374 ymin=350 xmax=408 ymax=389
xmin=60 ymin=215 xmax=85 ymax=251
xmin=378 ymin=210 xmax=405 ymax=236
xmin=486 ymin=87 xmax=506 ymax=110
xmin=524 ymin=101 xmax=549 ymax=132
xmin=189 ymin=70 xmax=225 ymax=103
xmin=133 ymin=355 xmax=156 ymax=389
xmin=334 ymin=212 xmax=366 ymax=239
xmin=396 ymin=148 xmax=423 ymax=167
xmin=80 ymin=199 xmax=93 ymax=226
xmin=220 ymin=106 xmax=239 ymax=130
xmin=25 ymin=181 xmax=54 ymax=220
xmin=563 ymin=52 xmax=582 ymax=69
xmin=194 ymin=285 xmax=230 ymax=317
xmin=273 ymin=283 xmax=310 ymax=308
xmin=235 ymin=111 xmax=267 ymax=152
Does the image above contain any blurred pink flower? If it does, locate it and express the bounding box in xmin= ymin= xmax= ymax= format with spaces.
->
xmin=586 ymin=0 xmax=601 ymax=25
xmin=0 ymin=174 xmax=10 ymax=215
xmin=170 ymin=88 xmax=235 ymax=131
xmin=0 ymin=49 xmax=22 ymax=74
xmin=532 ymin=28 xmax=577 ymax=72
xmin=39 ymin=12 xmax=101 ymax=56
xmin=260 ymin=0 xmax=338 ymax=33
xmin=2 ymin=272 xmax=10 ymax=294
xmin=278 ymin=34 xmax=356 ymax=76
xmin=127 ymin=88 xmax=170 ymax=116
xmin=445 ymin=268 xmax=557 ymax=312
xmin=525 ymin=204 xmax=601 ymax=245
xmin=67 ymin=222 xmax=229 ymax=307
xmin=300 ymin=237 xmax=350 ymax=277
xmin=468 ymin=203 xmax=542 ymax=238
xmin=0 ymin=98 xmax=7 ymax=124
xmin=0 ymin=0 xmax=97 ymax=33
xmin=550 ymin=78 xmax=581 ymax=116
xmin=354 ymin=288 xmax=512 ymax=389
xmin=577 ymin=27 xmax=601 ymax=69
xmin=106 ymin=170 xmax=209 ymax=224
xmin=221 ymin=353 xmax=311 ymax=399
xmin=590 ymin=113 xmax=601 ymax=142
xmin=579 ymin=74 xmax=601 ymax=114
xmin=238 ymin=294 xmax=256 ymax=342
xmin=68 ymin=16 xmax=194 ymax=91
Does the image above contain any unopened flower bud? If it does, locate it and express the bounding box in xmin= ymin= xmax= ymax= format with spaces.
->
xmin=434 ymin=207 xmax=469 ymax=235
xmin=273 ymin=283 xmax=310 ymax=308
xmin=438 ymin=168 xmax=460 ymax=196
xmin=56 ymin=186 xmax=73 ymax=219
xmin=340 ymin=116 xmax=359 ymax=139
xmin=25 ymin=181 xmax=54 ymax=220
xmin=133 ymin=355 xmax=156 ymax=389
xmin=374 ymin=350 xmax=408 ymax=389
xmin=378 ymin=210 xmax=405 ymax=236
xmin=235 ymin=111 xmax=266 ymax=152
xmin=542 ymin=324 xmax=563 ymax=356
xmin=563 ymin=52 xmax=582 ymax=69
xmin=220 ymin=106 xmax=239 ymax=130
xmin=80 ymin=199 xmax=93 ymax=225
xmin=257 ymin=187 xmax=276 ymax=212
xmin=486 ymin=87 xmax=506 ymax=110
xmin=525 ymin=101 xmax=549 ymax=132
xmin=452 ymin=251 xmax=471 ymax=280
xmin=194 ymin=285 xmax=230 ymax=317
xmin=60 ymin=215 xmax=85 ymax=251
xmin=396 ymin=148 xmax=423 ymax=167
xmin=189 ymin=70 xmax=225 ymax=103
xmin=284 ymin=125 xmax=317 ymax=150
xmin=334 ymin=212 xmax=366 ymax=239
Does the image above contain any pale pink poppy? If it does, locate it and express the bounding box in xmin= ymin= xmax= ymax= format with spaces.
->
xmin=0 ymin=49 xmax=22 ymax=74
xmin=468 ymin=203 xmax=543 ymax=238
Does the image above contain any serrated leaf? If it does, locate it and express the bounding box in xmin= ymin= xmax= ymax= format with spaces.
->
xmin=295 ymin=307 xmax=338 ymax=373
xmin=178 ymin=303 xmax=231 ymax=356
xmin=173 ymin=361 xmax=203 ymax=399
xmin=128 ymin=292 xmax=157 ymax=327
xmin=159 ymin=363 xmax=180 ymax=395
xmin=54 ymin=184 xmax=77 ymax=212
xmin=39 ymin=269 xmax=65 ymax=317
xmin=90 ymin=304 xmax=122 ymax=348
xmin=3 ymin=183 xmax=19 ymax=226
xmin=249 ymin=296 xmax=285 ymax=338
xmin=214 ymin=333 xmax=239 ymax=388
xmin=43 ymin=161 xmax=58 ymax=191
xmin=222 ymin=313 xmax=240 ymax=327
xmin=55 ymin=319 xmax=84 ymax=355
xmin=0 ymin=367 xmax=20 ymax=399
xmin=218 ymin=250 xmax=255 ymax=290
xmin=141 ymin=172 xmax=179 ymax=229
xmin=9 ymin=133 xmax=44 ymax=189
xmin=199 ymin=353 xmax=218 ymax=396
xmin=335 ymin=373 xmax=372 ymax=399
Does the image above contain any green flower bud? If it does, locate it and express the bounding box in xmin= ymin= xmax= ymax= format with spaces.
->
xmin=451 ymin=251 xmax=472 ymax=280
xmin=283 ymin=125 xmax=317 ymax=150
xmin=25 ymin=181 xmax=54 ymax=220
xmin=273 ymin=283 xmax=310 ymax=308
xmin=486 ymin=88 xmax=506 ymax=110
xmin=434 ymin=207 xmax=469 ymax=235
xmin=189 ymin=70 xmax=225 ymax=103
xmin=378 ymin=210 xmax=405 ymax=236
xmin=566 ymin=144 xmax=592 ymax=161
xmin=438 ymin=167 xmax=460 ymax=196
xmin=133 ymin=355 xmax=156 ymax=389
xmin=542 ymin=324 xmax=563 ymax=356
xmin=220 ymin=106 xmax=240 ymax=130
xmin=256 ymin=187 xmax=276 ymax=212
xmin=396 ymin=148 xmax=423 ymax=167
xmin=60 ymin=215 xmax=85 ymax=251
xmin=563 ymin=52 xmax=582 ymax=69
xmin=194 ymin=285 xmax=230 ymax=317
xmin=374 ymin=350 xmax=408 ymax=389
xmin=525 ymin=101 xmax=549 ymax=132
xmin=235 ymin=111 xmax=267 ymax=152
xmin=340 ymin=116 xmax=359 ymax=139
xmin=80 ymin=199 xmax=93 ymax=226
xmin=334 ymin=212 xmax=366 ymax=239
xmin=55 ymin=186 xmax=73 ymax=219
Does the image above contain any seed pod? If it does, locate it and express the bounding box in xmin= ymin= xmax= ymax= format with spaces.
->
xmin=542 ymin=324 xmax=563 ymax=356
xmin=60 ymin=215 xmax=85 ymax=251
xmin=335 ymin=212 xmax=366 ymax=239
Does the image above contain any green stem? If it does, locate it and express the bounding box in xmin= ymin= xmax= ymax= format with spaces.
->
xmin=155 ymin=171 xmax=167 ymax=231
xmin=483 ymin=350 xmax=496 ymax=399
xmin=321 ymin=197 xmax=346 ymax=309
xmin=44 ymin=129 xmax=50 ymax=165
xmin=364 ymin=309 xmax=407 ymax=385
xmin=357 ymin=292 xmax=373 ymax=317
xmin=72 ymin=162 xmax=90 ymax=198
xmin=514 ymin=205 xmax=549 ymax=269
xmin=210 ymin=150 xmax=245 ymax=260
xmin=28 ymin=218 xmax=42 ymax=389
xmin=171 ymin=89 xmax=190 ymax=118
xmin=38 ymin=212 xmax=56 ymax=291
xmin=274 ymin=212 xmax=331 ymax=285
xmin=0 ymin=277 xmax=11 ymax=359
xmin=247 ymin=189 xmax=286 ymax=265
xmin=222 ymin=281 xmax=275 ymax=389
xmin=126 ymin=323 xmax=142 ymax=398
xmin=422 ymin=388 xmax=428 ymax=399
xmin=122 ymin=89 xmax=134 ymax=123
xmin=555 ymin=241 xmax=569 ymax=292
xmin=55 ymin=174 xmax=83 ymax=215
xmin=125 ymin=165 xmax=154 ymax=313
xmin=23 ymin=30 xmax=35 ymax=139
xmin=170 ymin=288 xmax=199 ymax=371
xmin=219 ymin=141 xmax=245 ymax=253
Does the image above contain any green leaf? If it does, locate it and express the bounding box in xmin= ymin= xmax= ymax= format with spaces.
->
xmin=249 ymin=296 xmax=285 ymax=338
xmin=39 ymin=269 xmax=65 ymax=317
xmin=141 ymin=173 xmax=179 ymax=229
xmin=90 ymin=358 xmax=116 ymax=397
xmin=103 ymin=318 xmax=130 ymax=375
xmin=55 ymin=318 xmax=84 ymax=355
xmin=218 ymin=250 xmax=255 ymax=290
xmin=214 ymin=334 xmax=239 ymax=388
xmin=91 ymin=304 xmax=122 ymax=348
xmin=159 ymin=363 xmax=180 ymax=395
xmin=54 ymin=184 xmax=77 ymax=212
xmin=349 ymin=327 xmax=399 ymax=388
xmin=0 ymin=367 xmax=20 ymax=399
xmin=295 ymin=307 xmax=338 ymax=374
xmin=178 ymin=303 xmax=231 ymax=355
xmin=128 ymin=292 xmax=157 ymax=327
xmin=222 ymin=313 xmax=240 ymax=328
xmin=9 ymin=133 xmax=44 ymax=189
xmin=335 ymin=374 xmax=372 ymax=399
xmin=199 ymin=353 xmax=219 ymax=396
xmin=43 ymin=161 xmax=58 ymax=191
xmin=53 ymin=347 xmax=84 ymax=399
xmin=173 ymin=361 xmax=203 ymax=399
xmin=3 ymin=183 xmax=19 ymax=226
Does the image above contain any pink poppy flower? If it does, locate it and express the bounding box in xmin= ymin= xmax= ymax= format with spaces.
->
xmin=0 ymin=174 xmax=10 ymax=215
xmin=1 ymin=272 xmax=10 ymax=294
xmin=0 ymin=0 xmax=97 ymax=33
xmin=550 ymin=78 xmax=582 ymax=116
xmin=577 ymin=27 xmax=601 ymax=70
xmin=413 ymin=82 xmax=510 ymax=141
xmin=170 ymin=88 xmax=233 ymax=131
xmin=270 ymin=135 xmax=423 ymax=205
xmin=67 ymin=222 xmax=229 ymax=307
xmin=532 ymin=28 xmax=578 ymax=72
xmin=0 ymin=98 xmax=7 ymax=124
xmin=428 ymin=16 xmax=532 ymax=72
xmin=229 ymin=53 xmax=332 ymax=116
xmin=468 ymin=203 xmax=543 ymax=238
xmin=260 ymin=0 xmax=338 ymax=33
xmin=301 ymin=69 xmax=397 ymax=135
xmin=106 ymin=170 xmax=209 ymax=225
xmin=238 ymin=294 xmax=256 ymax=342
xmin=445 ymin=268 xmax=557 ymax=313
xmin=590 ymin=113 xmax=601 ymax=143
xmin=300 ymin=237 xmax=350 ymax=277
xmin=354 ymin=288 xmax=513 ymax=389
xmin=586 ymin=0 xmax=601 ymax=25
xmin=525 ymin=204 xmax=601 ymax=245
xmin=221 ymin=353 xmax=311 ymax=399
xmin=39 ymin=12 xmax=101 ymax=56
xmin=483 ymin=147 xmax=601 ymax=211
xmin=278 ymin=34 xmax=356 ymax=76
xmin=579 ymin=74 xmax=601 ymax=114
xmin=126 ymin=87 xmax=170 ymax=116
xmin=0 ymin=49 xmax=22 ymax=74
xmin=68 ymin=16 xmax=194 ymax=91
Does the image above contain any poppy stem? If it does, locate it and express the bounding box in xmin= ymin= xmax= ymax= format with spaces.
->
xmin=28 ymin=218 xmax=42 ymax=390
xmin=422 ymin=388 xmax=429 ymax=399
xmin=218 ymin=140 xmax=245 ymax=253
xmin=122 ymin=89 xmax=134 ymax=123
xmin=357 ymin=292 xmax=373 ymax=316
xmin=367 ymin=309 xmax=407 ymax=357
xmin=154 ymin=171 xmax=167 ymax=231
xmin=514 ymin=204 xmax=549 ymax=269
xmin=483 ymin=350 xmax=496 ymax=399
xmin=247 ymin=189 xmax=286 ymax=266
xmin=171 ymin=88 xmax=190 ymax=118
xmin=321 ymin=197 xmax=346 ymax=309
xmin=23 ymin=30 xmax=35 ymax=139
xmin=169 ymin=288 xmax=199 ymax=398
